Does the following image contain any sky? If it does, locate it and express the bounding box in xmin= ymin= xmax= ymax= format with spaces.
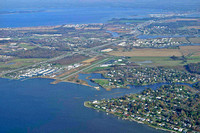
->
xmin=1 ymin=0 xmax=200 ymax=10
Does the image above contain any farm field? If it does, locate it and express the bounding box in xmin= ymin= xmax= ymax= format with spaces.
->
xmin=109 ymin=48 xmax=182 ymax=57
xmin=188 ymin=37 xmax=200 ymax=44
xmin=129 ymin=56 xmax=200 ymax=66
xmin=109 ymin=46 xmax=200 ymax=57
xmin=82 ymin=56 xmax=99 ymax=64
xmin=0 ymin=58 xmax=47 ymax=69
xmin=179 ymin=46 xmax=200 ymax=56
xmin=107 ymin=46 xmax=200 ymax=66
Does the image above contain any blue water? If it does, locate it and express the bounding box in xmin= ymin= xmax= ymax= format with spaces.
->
xmin=79 ymin=73 xmax=107 ymax=88
xmin=0 ymin=7 xmax=164 ymax=28
xmin=106 ymin=31 xmax=120 ymax=37
xmin=79 ymin=73 xmax=194 ymax=92
xmin=0 ymin=77 xmax=168 ymax=133
xmin=6 ymin=62 xmax=16 ymax=65
xmin=180 ymin=43 xmax=200 ymax=46
xmin=0 ymin=6 xmax=184 ymax=133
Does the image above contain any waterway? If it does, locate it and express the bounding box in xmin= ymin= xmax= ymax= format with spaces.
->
xmin=180 ymin=43 xmax=200 ymax=46
xmin=0 ymin=7 xmax=165 ymax=28
xmin=106 ymin=31 xmax=120 ymax=37
xmin=79 ymin=73 xmax=194 ymax=92
xmin=0 ymin=77 xmax=169 ymax=133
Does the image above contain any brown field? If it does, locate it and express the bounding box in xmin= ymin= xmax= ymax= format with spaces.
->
xmin=165 ymin=18 xmax=199 ymax=23
xmin=188 ymin=37 xmax=200 ymax=44
xmin=109 ymin=48 xmax=182 ymax=57
xmin=187 ymin=26 xmax=200 ymax=29
xmin=179 ymin=46 xmax=200 ymax=56
xmin=108 ymin=46 xmax=200 ymax=57
xmin=193 ymin=53 xmax=200 ymax=56
xmin=51 ymin=54 xmax=89 ymax=65
xmin=0 ymin=45 xmax=6 ymax=48
xmin=82 ymin=57 xmax=98 ymax=64
xmin=114 ymin=30 xmax=130 ymax=33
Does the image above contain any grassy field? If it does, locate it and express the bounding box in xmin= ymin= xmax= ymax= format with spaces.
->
xmin=130 ymin=56 xmax=200 ymax=66
xmin=187 ymin=26 xmax=200 ymax=30
xmin=188 ymin=37 xmax=200 ymax=44
xmin=187 ymin=56 xmax=200 ymax=63
xmin=18 ymin=43 xmax=36 ymax=50
xmin=107 ymin=46 xmax=200 ymax=66
xmin=0 ymin=58 xmax=47 ymax=69
xmin=179 ymin=46 xmax=200 ymax=56
xmin=93 ymin=79 xmax=109 ymax=86
xmin=109 ymin=48 xmax=182 ymax=57
xmin=109 ymin=46 xmax=200 ymax=57
xmin=86 ymin=66 xmax=110 ymax=73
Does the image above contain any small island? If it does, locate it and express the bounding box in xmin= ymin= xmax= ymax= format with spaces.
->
xmin=85 ymin=84 xmax=200 ymax=132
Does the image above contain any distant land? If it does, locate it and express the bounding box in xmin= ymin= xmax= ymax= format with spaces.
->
xmin=0 ymin=2 xmax=199 ymax=132
xmin=0 ymin=10 xmax=46 ymax=15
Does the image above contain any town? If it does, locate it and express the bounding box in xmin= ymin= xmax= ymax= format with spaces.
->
xmin=91 ymin=65 xmax=199 ymax=90
xmin=85 ymin=84 xmax=200 ymax=132
xmin=0 ymin=10 xmax=200 ymax=133
xmin=0 ymin=12 xmax=200 ymax=82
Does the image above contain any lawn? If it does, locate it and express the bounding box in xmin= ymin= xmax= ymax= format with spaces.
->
xmin=92 ymin=79 xmax=109 ymax=87
xmin=86 ymin=67 xmax=110 ymax=73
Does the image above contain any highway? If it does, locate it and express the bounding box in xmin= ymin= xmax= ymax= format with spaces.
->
xmin=0 ymin=19 xmax=159 ymax=77
xmin=0 ymin=39 xmax=122 ymax=76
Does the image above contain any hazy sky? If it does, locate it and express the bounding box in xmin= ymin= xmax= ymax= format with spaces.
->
xmin=1 ymin=0 xmax=200 ymax=10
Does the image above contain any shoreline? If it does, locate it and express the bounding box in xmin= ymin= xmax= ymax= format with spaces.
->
xmin=0 ymin=25 xmax=62 ymax=30
xmin=1 ymin=74 xmax=198 ymax=91
xmin=90 ymin=77 xmax=197 ymax=91
xmin=0 ymin=22 xmax=104 ymax=30
xmin=84 ymin=101 xmax=176 ymax=133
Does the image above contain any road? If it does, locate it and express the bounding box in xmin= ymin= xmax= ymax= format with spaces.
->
xmin=0 ymin=19 xmax=160 ymax=77
xmin=0 ymin=40 xmax=122 ymax=76
xmin=130 ymin=20 xmax=155 ymax=36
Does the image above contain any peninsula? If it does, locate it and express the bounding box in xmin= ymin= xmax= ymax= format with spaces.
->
xmin=85 ymin=84 xmax=200 ymax=132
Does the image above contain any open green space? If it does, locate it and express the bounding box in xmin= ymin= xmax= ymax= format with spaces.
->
xmin=11 ymin=58 xmax=47 ymax=63
xmin=0 ymin=58 xmax=47 ymax=69
xmin=93 ymin=79 xmax=109 ymax=86
xmin=18 ymin=43 xmax=36 ymax=50
xmin=86 ymin=66 xmax=110 ymax=73
xmin=129 ymin=56 xmax=200 ymax=66
xmin=187 ymin=56 xmax=200 ymax=63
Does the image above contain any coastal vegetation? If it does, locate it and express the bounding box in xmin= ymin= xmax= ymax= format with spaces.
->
xmin=91 ymin=64 xmax=199 ymax=90
xmin=0 ymin=14 xmax=200 ymax=82
xmin=85 ymin=85 xmax=200 ymax=132
xmin=1 ymin=2 xmax=200 ymax=133
xmin=193 ymin=82 xmax=200 ymax=90
xmin=185 ymin=62 xmax=200 ymax=74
